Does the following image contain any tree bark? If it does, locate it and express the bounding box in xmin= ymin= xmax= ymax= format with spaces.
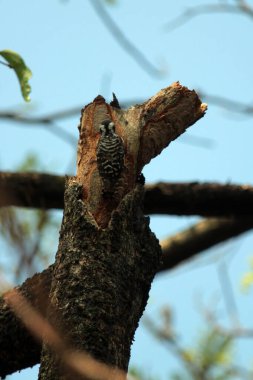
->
xmin=37 ymin=180 xmax=161 ymax=379
xmin=1 ymin=82 xmax=207 ymax=379
xmin=1 ymin=217 xmax=252 ymax=377
xmin=38 ymin=83 xmax=205 ymax=378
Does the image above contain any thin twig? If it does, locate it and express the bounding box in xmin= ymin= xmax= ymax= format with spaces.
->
xmin=0 ymin=59 xmax=12 ymax=68
xmin=198 ymin=91 xmax=253 ymax=116
xmin=2 ymin=91 xmax=253 ymax=122
xmin=217 ymin=261 xmax=240 ymax=327
xmin=89 ymin=0 xmax=163 ymax=77
xmin=164 ymin=3 xmax=251 ymax=32
xmin=0 ymin=111 xmax=77 ymax=146
xmin=143 ymin=316 xmax=202 ymax=379
xmin=42 ymin=122 xmax=77 ymax=146
xmin=178 ymin=133 xmax=215 ymax=149
xmin=203 ymin=306 xmax=253 ymax=339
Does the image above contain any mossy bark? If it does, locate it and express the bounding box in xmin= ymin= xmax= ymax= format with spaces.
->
xmin=38 ymin=179 xmax=161 ymax=379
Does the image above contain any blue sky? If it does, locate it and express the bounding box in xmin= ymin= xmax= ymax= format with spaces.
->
xmin=1 ymin=1 xmax=253 ymax=379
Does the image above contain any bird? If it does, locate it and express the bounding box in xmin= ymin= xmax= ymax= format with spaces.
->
xmin=96 ymin=120 xmax=125 ymax=196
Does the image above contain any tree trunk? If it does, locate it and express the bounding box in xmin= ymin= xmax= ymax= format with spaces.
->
xmin=1 ymin=82 xmax=206 ymax=379
xmin=38 ymin=180 xmax=161 ymax=379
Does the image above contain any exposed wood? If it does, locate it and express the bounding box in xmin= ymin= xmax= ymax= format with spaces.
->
xmin=76 ymin=82 xmax=206 ymax=227
xmin=137 ymin=83 xmax=207 ymax=170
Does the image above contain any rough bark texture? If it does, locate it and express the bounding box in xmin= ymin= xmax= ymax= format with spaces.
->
xmin=38 ymin=180 xmax=161 ymax=379
xmin=1 ymin=218 xmax=253 ymax=377
xmin=0 ymin=83 xmax=207 ymax=378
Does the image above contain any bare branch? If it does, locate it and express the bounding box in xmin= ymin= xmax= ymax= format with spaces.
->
xmin=160 ymin=218 xmax=253 ymax=272
xmin=89 ymin=0 xmax=163 ymax=77
xmin=0 ymin=112 xmax=76 ymax=146
xmin=164 ymin=3 xmax=253 ymax=33
xmin=217 ymin=261 xmax=240 ymax=327
xmin=237 ymin=0 xmax=253 ymax=16
xmin=0 ymin=108 xmax=81 ymax=123
xmin=144 ymin=182 xmax=253 ymax=217
xmin=178 ymin=133 xmax=215 ymax=149
xmin=198 ymin=90 xmax=253 ymax=116
xmin=1 ymin=173 xmax=253 ymax=218
xmin=0 ymin=172 xmax=65 ymax=209
xmin=0 ymin=100 xmax=143 ymax=124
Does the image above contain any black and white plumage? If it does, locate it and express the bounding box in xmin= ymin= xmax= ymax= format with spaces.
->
xmin=96 ymin=120 xmax=125 ymax=195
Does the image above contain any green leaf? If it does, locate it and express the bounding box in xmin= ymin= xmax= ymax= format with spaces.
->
xmin=0 ymin=49 xmax=32 ymax=101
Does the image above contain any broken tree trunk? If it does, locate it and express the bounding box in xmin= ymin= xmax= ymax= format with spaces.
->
xmin=3 ymin=82 xmax=206 ymax=379
xmin=38 ymin=181 xmax=160 ymax=379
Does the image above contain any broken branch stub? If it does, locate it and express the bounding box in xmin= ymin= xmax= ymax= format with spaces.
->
xmin=76 ymin=82 xmax=207 ymax=227
xmin=138 ymin=82 xmax=207 ymax=170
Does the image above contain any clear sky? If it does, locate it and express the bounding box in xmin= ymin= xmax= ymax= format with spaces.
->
xmin=1 ymin=1 xmax=253 ymax=379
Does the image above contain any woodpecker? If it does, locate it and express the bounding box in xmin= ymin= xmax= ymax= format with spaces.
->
xmin=96 ymin=120 xmax=125 ymax=195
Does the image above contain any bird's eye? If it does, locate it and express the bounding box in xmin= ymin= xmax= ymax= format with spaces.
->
xmin=108 ymin=122 xmax=115 ymax=132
